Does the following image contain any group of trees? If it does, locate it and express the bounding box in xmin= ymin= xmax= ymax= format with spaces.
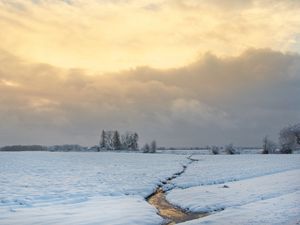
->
xmin=262 ymin=136 xmax=277 ymax=154
xmin=0 ymin=145 xmax=47 ymax=152
xmin=142 ymin=141 xmax=157 ymax=153
xmin=263 ymin=123 xmax=300 ymax=154
xmin=0 ymin=145 xmax=93 ymax=152
xmin=210 ymin=144 xmax=238 ymax=155
xmin=48 ymin=145 xmax=87 ymax=152
xmin=211 ymin=123 xmax=300 ymax=155
xmin=99 ymin=130 xmax=158 ymax=153
xmin=99 ymin=130 xmax=139 ymax=151
xmin=224 ymin=143 xmax=237 ymax=155
xmin=209 ymin=123 xmax=300 ymax=155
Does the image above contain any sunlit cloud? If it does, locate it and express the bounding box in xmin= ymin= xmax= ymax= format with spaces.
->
xmin=0 ymin=0 xmax=299 ymax=146
xmin=0 ymin=79 xmax=20 ymax=87
xmin=0 ymin=0 xmax=299 ymax=72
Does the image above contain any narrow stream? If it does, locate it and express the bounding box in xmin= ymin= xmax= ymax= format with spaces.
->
xmin=146 ymin=156 xmax=208 ymax=225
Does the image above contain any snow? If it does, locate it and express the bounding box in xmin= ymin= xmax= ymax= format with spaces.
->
xmin=172 ymin=155 xmax=300 ymax=188
xmin=156 ymin=148 xmax=262 ymax=155
xmin=166 ymin=155 xmax=300 ymax=225
xmin=167 ymin=169 xmax=300 ymax=212
xmin=0 ymin=152 xmax=187 ymax=225
xmin=1 ymin=152 xmax=300 ymax=225
xmin=0 ymin=195 xmax=162 ymax=225
xmin=179 ymin=191 xmax=300 ymax=225
xmin=157 ymin=149 xmax=211 ymax=155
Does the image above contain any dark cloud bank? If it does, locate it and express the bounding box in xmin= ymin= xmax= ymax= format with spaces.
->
xmin=0 ymin=48 xmax=299 ymax=146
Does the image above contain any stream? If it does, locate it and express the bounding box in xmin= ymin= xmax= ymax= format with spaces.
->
xmin=146 ymin=156 xmax=208 ymax=224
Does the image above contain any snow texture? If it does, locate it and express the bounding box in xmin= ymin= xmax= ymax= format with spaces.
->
xmin=167 ymin=155 xmax=300 ymax=225
xmin=0 ymin=195 xmax=162 ymax=225
xmin=179 ymin=191 xmax=300 ymax=225
xmin=1 ymin=152 xmax=300 ymax=225
xmin=167 ymin=169 xmax=300 ymax=212
xmin=0 ymin=152 xmax=187 ymax=225
xmin=172 ymin=155 xmax=300 ymax=188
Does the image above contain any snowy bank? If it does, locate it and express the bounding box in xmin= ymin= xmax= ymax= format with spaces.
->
xmin=167 ymin=169 xmax=300 ymax=212
xmin=172 ymin=155 xmax=300 ymax=188
xmin=178 ymin=191 xmax=300 ymax=225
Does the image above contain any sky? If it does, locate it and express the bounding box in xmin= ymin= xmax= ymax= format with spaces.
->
xmin=0 ymin=0 xmax=300 ymax=147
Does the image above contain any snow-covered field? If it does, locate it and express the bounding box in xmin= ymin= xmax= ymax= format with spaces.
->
xmin=0 ymin=152 xmax=299 ymax=225
xmin=172 ymin=155 xmax=300 ymax=188
xmin=167 ymin=155 xmax=300 ymax=225
xmin=0 ymin=152 xmax=187 ymax=225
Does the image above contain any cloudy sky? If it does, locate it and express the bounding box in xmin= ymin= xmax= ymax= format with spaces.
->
xmin=0 ymin=0 xmax=299 ymax=147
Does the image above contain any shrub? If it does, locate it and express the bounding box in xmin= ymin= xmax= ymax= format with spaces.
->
xmin=210 ymin=146 xmax=219 ymax=155
xmin=225 ymin=143 xmax=236 ymax=155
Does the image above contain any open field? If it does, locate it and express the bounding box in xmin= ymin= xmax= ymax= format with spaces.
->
xmin=0 ymin=152 xmax=299 ymax=225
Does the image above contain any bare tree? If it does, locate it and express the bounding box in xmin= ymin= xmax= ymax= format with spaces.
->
xmin=142 ymin=143 xmax=150 ymax=153
xmin=150 ymin=140 xmax=157 ymax=153
xmin=106 ymin=131 xmax=115 ymax=150
xmin=289 ymin=123 xmax=300 ymax=145
xmin=121 ymin=132 xmax=139 ymax=151
xmin=279 ymin=123 xmax=300 ymax=153
xmin=262 ymin=136 xmax=277 ymax=154
xmin=99 ymin=130 xmax=140 ymax=151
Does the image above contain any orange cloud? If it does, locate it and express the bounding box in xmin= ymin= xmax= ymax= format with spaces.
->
xmin=0 ymin=0 xmax=299 ymax=72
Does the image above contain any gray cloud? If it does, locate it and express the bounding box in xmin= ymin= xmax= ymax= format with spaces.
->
xmin=0 ymin=49 xmax=299 ymax=147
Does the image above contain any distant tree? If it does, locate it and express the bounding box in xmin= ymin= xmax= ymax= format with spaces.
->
xmin=105 ymin=131 xmax=115 ymax=150
xmin=132 ymin=132 xmax=139 ymax=150
xmin=48 ymin=145 xmax=85 ymax=152
xmin=225 ymin=143 xmax=236 ymax=155
xmin=142 ymin=143 xmax=150 ymax=153
xmin=279 ymin=123 xmax=300 ymax=154
xmin=99 ymin=130 xmax=115 ymax=150
xmin=99 ymin=130 xmax=140 ymax=151
xmin=0 ymin=145 xmax=47 ymax=152
xmin=262 ymin=136 xmax=277 ymax=154
xmin=112 ymin=131 xmax=122 ymax=150
xmin=210 ymin=146 xmax=219 ymax=155
xmin=121 ymin=132 xmax=139 ymax=151
xmin=289 ymin=124 xmax=300 ymax=145
xmin=121 ymin=132 xmax=130 ymax=150
xmin=150 ymin=140 xmax=157 ymax=153
xmin=100 ymin=130 xmax=106 ymax=150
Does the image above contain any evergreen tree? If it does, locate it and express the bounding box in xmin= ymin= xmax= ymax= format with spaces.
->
xmin=100 ymin=130 xmax=106 ymax=150
xmin=132 ymin=132 xmax=139 ymax=150
xmin=113 ymin=131 xmax=122 ymax=150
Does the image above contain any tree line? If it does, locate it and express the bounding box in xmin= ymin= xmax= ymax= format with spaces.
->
xmin=99 ymin=130 xmax=139 ymax=151
xmin=262 ymin=123 xmax=300 ymax=154
xmin=209 ymin=123 xmax=300 ymax=155
xmin=99 ymin=130 xmax=157 ymax=153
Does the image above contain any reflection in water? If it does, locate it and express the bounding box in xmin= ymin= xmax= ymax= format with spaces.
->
xmin=147 ymin=188 xmax=207 ymax=224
